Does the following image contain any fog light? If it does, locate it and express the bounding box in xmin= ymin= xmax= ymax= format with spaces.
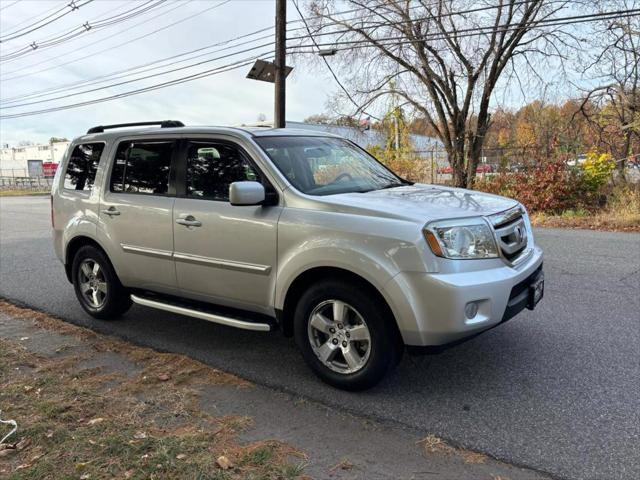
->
xmin=465 ymin=302 xmax=479 ymax=319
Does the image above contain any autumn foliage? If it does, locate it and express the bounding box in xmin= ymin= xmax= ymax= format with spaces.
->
xmin=474 ymin=160 xmax=593 ymax=213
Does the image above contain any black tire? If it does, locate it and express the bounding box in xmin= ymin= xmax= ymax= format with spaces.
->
xmin=72 ymin=245 xmax=131 ymax=320
xmin=293 ymin=279 xmax=403 ymax=391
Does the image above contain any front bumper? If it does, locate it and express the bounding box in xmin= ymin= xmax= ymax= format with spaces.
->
xmin=384 ymin=246 xmax=544 ymax=346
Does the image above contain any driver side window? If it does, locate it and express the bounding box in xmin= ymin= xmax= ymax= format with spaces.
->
xmin=185 ymin=141 xmax=260 ymax=201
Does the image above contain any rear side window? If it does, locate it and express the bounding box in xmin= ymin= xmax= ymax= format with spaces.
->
xmin=110 ymin=140 xmax=174 ymax=195
xmin=63 ymin=143 xmax=105 ymax=191
xmin=186 ymin=141 xmax=260 ymax=201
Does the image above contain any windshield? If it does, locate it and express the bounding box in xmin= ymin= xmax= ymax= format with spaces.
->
xmin=254 ymin=136 xmax=408 ymax=195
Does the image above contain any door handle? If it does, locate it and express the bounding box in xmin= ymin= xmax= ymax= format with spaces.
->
xmin=176 ymin=215 xmax=202 ymax=227
xmin=102 ymin=207 xmax=120 ymax=216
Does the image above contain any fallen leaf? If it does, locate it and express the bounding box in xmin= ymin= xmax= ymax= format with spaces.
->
xmin=0 ymin=449 xmax=16 ymax=458
xmin=124 ymin=470 xmax=134 ymax=479
xmin=176 ymin=454 xmax=187 ymax=460
xmin=23 ymin=385 xmax=33 ymax=392
xmin=16 ymin=438 xmax=31 ymax=451
xmin=216 ymin=455 xmax=233 ymax=470
xmin=87 ymin=418 xmax=104 ymax=425
xmin=157 ymin=373 xmax=170 ymax=381
xmin=15 ymin=463 xmax=31 ymax=470
xmin=80 ymin=474 xmax=91 ymax=480
xmin=329 ymin=459 xmax=354 ymax=472
xmin=133 ymin=431 xmax=147 ymax=439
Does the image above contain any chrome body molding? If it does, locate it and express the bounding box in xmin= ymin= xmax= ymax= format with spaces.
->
xmin=120 ymin=243 xmax=173 ymax=259
xmin=488 ymin=205 xmax=525 ymax=228
xmin=120 ymin=245 xmax=271 ymax=274
xmin=130 ymin=294 xmax=272 ymax=332
xmin=173 ymin=252 xmax=272 ymax=274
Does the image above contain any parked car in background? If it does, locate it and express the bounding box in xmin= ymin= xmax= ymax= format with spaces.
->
xmin=52 ymin=121 xmax=544 ymax=390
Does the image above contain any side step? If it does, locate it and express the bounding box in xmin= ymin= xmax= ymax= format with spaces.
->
xmin=130 ymin=294 xmax=272 ymax=332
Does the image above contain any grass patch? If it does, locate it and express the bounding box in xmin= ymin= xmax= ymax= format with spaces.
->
xmin=0 ymin=189 xmax=50 ymax=197
xmin=531 ymin=183 xmax=640 ymax=232
xmin=0 ymin=303 xmax=306 ymax=479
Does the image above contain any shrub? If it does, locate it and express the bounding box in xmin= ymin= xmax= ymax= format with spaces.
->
xmin=474 ymin=159 xmax=588 ymax=213
xmin=582 ymin=151 xmax=615 ymax=192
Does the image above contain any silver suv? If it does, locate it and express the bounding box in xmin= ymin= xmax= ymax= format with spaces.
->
xmin=52 ymin=121 xmax=544 ymax=390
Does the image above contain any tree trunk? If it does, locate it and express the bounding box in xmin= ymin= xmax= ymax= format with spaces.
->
xmin=449 ymin=144 xmax=467 ymax=188
xmin=466 ymin=115 xmax=491 ymax=188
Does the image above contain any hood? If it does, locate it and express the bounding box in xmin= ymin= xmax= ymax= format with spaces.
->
xmin=320 ymin=183 xmax=519 ymax=223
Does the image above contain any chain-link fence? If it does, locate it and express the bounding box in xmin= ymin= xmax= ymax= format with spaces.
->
xmin=0 ymin=176 xmax=54 ymax=191
xmin=391 ymin=148 xmax=640 ymax=185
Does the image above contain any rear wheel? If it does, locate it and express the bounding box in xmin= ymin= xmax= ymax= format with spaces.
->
xmin=72 ymin=245 xmax=131 ymax=319
xmin=294 ymin=279 xmax=402 ymax=391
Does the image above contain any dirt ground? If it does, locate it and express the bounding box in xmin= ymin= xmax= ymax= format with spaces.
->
xmin=0 ymin=301 xmax=550 ymax=480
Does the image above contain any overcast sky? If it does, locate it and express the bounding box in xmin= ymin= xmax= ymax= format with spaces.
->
xmin=0 ymin=0 xmax=337 ymax=145
xmin=0 ymin=0 xmax=606 ymax=147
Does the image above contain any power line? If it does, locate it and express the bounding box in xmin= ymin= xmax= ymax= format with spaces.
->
xmin=288 ymin=8 xmax=640 ymax=53
xmin=1 ymin=28 xmax=275 ymax=105
xmin=4 ymin=3 xmax=629 ymax=119
xmin=0 ymin=0 xmax=94 ymax=43
xmin=0 ymin=0 xmax=166 ymax=62
xmin=0 ymin=0 xmax=433 ymax=80
xmin=0 ymin=1 xmax=69 ymax=35
xmin=0 ymin=0 xmax=229 ymax=80
xmin=0 ymin=51 xmax=274 ymax=119
xmin=0 ymin=0 xmax=20 ymax=13
xmin=0 ymin=1 xmax=427 ymax=81
xmin=2 ymin=4 xmax=621 ymax=106
xmin=1 ymin=40 xmax=275 ymax=109
xmin=292 ymin=0 xmax=379 ymax=121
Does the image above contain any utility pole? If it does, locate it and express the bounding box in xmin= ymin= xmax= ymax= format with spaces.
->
xmin=274 ymin=0 xmax=286 ymax=128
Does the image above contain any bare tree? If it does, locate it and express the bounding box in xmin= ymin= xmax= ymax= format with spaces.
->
xmin=299 ymin=0 xmax=571 ymax=187
xmin=578 ymin=0 xmax=639 ymax=176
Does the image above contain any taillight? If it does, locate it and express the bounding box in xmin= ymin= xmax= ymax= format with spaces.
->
xmin=50 ymin=194 xmax=54 ymax=228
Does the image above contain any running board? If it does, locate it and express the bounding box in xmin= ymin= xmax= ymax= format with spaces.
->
xmin=130 ymin=294 xmax=272 ymax=332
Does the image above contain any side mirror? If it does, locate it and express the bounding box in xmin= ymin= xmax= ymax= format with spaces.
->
xmin=229 ymin=181 xmax=266 ymax=206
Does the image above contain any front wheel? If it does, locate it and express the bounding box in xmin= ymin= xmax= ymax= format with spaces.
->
xmin=72 ymin=245 xmax=131 ymax=320
xmin=294 ymin=280 xmax=402 ymax=391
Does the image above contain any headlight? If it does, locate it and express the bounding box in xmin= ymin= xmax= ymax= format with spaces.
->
xmin=424 ymin=218 xmax=498 ymax=259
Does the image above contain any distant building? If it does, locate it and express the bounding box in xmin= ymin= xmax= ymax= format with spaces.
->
xmin=0 ymin=141 xmax=70 ymax=177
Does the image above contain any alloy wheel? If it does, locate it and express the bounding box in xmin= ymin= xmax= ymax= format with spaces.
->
xmin=307 ymin=299 xmax=371 ymax=374
xmin=78 ymin=259 xmax=108 ymax=309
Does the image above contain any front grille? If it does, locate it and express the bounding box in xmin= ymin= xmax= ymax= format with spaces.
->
xmin=488 ymin=206 xmax=529 ymax=263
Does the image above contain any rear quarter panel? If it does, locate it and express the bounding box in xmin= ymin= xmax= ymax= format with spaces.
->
xmin=53 ymin=139 xmax=111 ymax=266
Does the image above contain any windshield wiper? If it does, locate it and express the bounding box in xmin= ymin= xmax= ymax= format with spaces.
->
xmin=357 ymin=180 xmax=413 ymax=193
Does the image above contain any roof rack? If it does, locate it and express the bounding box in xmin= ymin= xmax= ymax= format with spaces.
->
xmin=86 ymin=120 xmax=184 ymax=134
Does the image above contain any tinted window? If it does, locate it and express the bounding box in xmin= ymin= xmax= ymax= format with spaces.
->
xmin=110 ymin=140 xmax=173 ymax=195
xmin=186 ymin=141 xmax=260 ymax=201
xmin=63 ymin=143 xmax=104 ymax=191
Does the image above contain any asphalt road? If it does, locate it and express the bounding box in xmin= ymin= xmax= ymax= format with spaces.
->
xmin=1 ymin=195 xmax=638 ymax=480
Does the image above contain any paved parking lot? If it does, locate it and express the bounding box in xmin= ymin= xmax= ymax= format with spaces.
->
xmin=1 ymin=195 xmax=639 ymax=480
